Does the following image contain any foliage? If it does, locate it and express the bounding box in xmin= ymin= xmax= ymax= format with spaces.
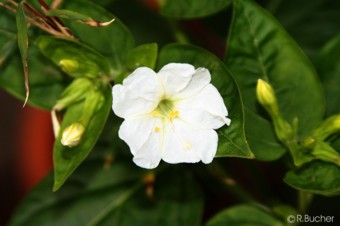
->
xmin=0 ymin=0 xmax=339 ymax=225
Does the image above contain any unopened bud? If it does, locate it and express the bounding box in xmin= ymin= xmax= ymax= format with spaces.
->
xmin=256 ymin=79 xmax=279 ymax=116
xmin=61 ymin=123 xmax=85 ymax=148
xmin=53 ymin=78 xmax=93 ymax=111
xmin=59 ymin=59 xmax=79 ymax=74
xmin=311 ymin=115 xmax=340 ymax=141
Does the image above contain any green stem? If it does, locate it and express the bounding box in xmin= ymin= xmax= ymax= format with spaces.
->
xmin=298 ymin=191 xmax=314 ymax=214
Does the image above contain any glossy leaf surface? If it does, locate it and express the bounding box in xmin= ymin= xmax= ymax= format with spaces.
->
xmin=225 ymin=0 xmax=324 ymax=160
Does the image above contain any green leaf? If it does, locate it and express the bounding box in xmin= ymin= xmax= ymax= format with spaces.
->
xmin=61 ymin=0 xmax=135 ymax=72
xmin=0 ymin=46 xmax=67 ymax=110
xmin=10 ymin=155 xmax=203 ymax=226
xmin=53 ymin=86 xmax=112 ymax=191
xmin=272 ymin=0 xmax=340 ymax=61
xmin=284 ymin=161 xmax=340 ymax=196
xmin=38 ymin=36 xmax=111 ymax=79
xmin=317 ymin=34 xmax=340 ymax=116
xmin=127 ymin=43 xmax=158 ymax=70
xmin=205 ymin=204 xmax=284 ymax=226
xmin=16 ymin=1 xmax=29 ymax=106
xmin=225 ymin=0 xmax=324 ymax=161
xmin=158 ymin=44 xmax=253 ymax=159
xmin=159 ymin=0 xmax=231 ymax=19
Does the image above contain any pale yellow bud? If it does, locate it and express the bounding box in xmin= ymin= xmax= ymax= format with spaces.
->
xmin=59 ymin=59 xmax=79 ymax=73
xmin=256 ymin=79 xmax=276 ymax=106
xmin=256 ymin=79 xmax=279 ymax=117
xmin=61 ymin=123 xmax=85 ymax=148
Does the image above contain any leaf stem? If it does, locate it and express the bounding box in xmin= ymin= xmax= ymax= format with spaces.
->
xmin=298 ymin=191 xmax=313 ymax=214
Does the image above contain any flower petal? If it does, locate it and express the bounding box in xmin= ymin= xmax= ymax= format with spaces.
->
xmin=174 ymin=67 xmax=211 ymax=99
xmin=118 ymin=116 xmax=159 ymax=155
xmin=162 ymin=120 xmax=218 ymax=164
xmin=112 ymin=67 xmax=164 ymax=118
xmin=133 ymin=130 xmax=162 ymax=169
xmin=177 ymin=84 xmax=231 ymax=128
xmin=112 ymin=85 xmax=155 ymax=118
xmin=123 ymin=67 xmax=163 ymax=102
xmin=159 ymin=63 xmax=195 ymax=97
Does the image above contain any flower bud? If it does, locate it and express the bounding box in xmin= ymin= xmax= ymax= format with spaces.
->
xmin=53 ymin=78 xmax=93 ymax=111
xmin=256 ymin=79 xmax=279 ymax=117
xmin=59 ymin=59 xmax=79 ymax=74
xmin=61 ymin=123 xmax=85 ymax=148
xmin=312 ymin=115 xmax=340 ymax=141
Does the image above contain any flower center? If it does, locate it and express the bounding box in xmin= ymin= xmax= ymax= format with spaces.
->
xmin=153 ymin=99 xmax=179 ymax=121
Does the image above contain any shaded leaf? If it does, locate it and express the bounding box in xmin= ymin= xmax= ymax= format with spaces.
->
xmin=53 ymin=86 xmax=112 ymax=190
xmin=61 ymin=0 xmax=135 ymax=73
xmin=284 ymin=161 xmax=340 ymax=196
xmin=225 ymin=0 xmax=324 ymax=161
xmin=316 ymin=34 xmax=340 ymax=116
xmin=127 ymin=43 xmax=158 ymax=70
xmin=10 ymin=154 xmax=203 ymax=226
xmin=159 ymin=0 xmax=231 ymax=19
xmin=0 ymin=46 xmax=67 ymax=110
xmin=38 ymin=36 xmax=111 ymax=79
xmin=205 ymin=204 xmax=284 ymax=226
xmin=158 ymin=44 xmax=253 ymax=159
xmin=272 ymin=0 xmax=340 ymax=61
xmin=16 ymin=1 xmax=29 ymax=106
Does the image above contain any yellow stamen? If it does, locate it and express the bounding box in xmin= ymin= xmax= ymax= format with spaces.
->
xmin=184 ymin=142 xmax=192 ymax=150
xmin=152 ymin=110 xmax=159 ymax=117
xmin=154 ymin=126 xmax=160 ymax=132
xmin=169 ymin=110 xmax=179 ymax=121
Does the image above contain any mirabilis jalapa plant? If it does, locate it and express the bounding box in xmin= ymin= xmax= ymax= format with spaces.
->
xmin=1 ymin=0 xmax=340 ymax=225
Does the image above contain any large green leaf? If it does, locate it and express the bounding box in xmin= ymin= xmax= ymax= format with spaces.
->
xmin=284 ymin=161 xmax=340 ymax=196
xmin=271 ymin=0 xmax=340 ymax=61
xmin=205 ymin=204 xmax=284 ymax=226
xmin=53 ymin=86 xmax=112 ymax=191
xmin=158 ymin=44 xmax=253 ymax=159
xmin=61 ymin=0 xmax=135 ymax=73
xmin=38 ymin=36 xmax=111 ymax=79
xmin=225 ymin=0 xmax=324 ymax=161
xmin=0 ymin=46 xmax=67 ymax=110
xmin=159 ymin=0 xmax=231 ymax=19
xmin=9 ymin=154 xmax=203 ymax=226
xmin=316 ymin=34 xmax=340 ymax=116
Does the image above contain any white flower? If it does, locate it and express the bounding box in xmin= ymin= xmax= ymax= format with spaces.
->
xmin=112 ymin=63 xmax=231 ymax=169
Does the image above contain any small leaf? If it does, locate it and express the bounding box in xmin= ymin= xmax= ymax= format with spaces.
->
xmin=205 ymin=204 xmax=284 ymax=226
xmin=46 ymin=9 xmax=115 ymax=27
xmin=38 ymin=36 xmax=111 ymax=79
xmin=284 ymin=161 xmax=340 ymax=196
xmin=126 ymin=43 xmax=158 ymax=70
xmin=159 ymin=0 xmax=231 ymax=19
xmin=158 ymin=44 xmax=254 ymax=159
xmin=225 ymin=0 xmax=325 ymax=161
xmin=53 ymin=85 xmax=112 ymax=191
xmin=16 ymin=1 xmax=29 ymax=106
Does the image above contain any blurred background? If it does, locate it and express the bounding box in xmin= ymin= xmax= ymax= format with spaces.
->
xmin=0 ymin=89 xmax=53 ymax=225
